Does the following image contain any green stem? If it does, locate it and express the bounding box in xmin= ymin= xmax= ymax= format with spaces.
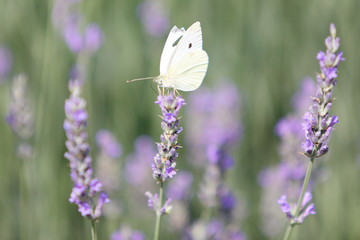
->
xmin=282 ymin=223 xmax=293 ymax=240
xmin=153 ymin=183 xmax=164 ymax=240
xmin=91 ymin=220 xmax=97 ymax=240
xmin=282 ymin=156 xmax=314 ymax=240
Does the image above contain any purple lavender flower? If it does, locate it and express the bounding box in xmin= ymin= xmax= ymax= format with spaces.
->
xmin=111 ymin=226 xmax=145 ymax=240
xmin=52 ymin=0 xmax=104 ymax=55
xmin=136 ymin=0 xmax=170 ymax=38
xmin=0 ymin=46 xmax=12 ymax=81
xmin=166 ymin=171 xmax=193 ymax=232
xmin=191 ymin=81 xmax=242 ymax=208
xmin=63 ymin=16 xmax=104 ymax=54
xmin=6 ymin=74 xmax=35 ymax=159
xmin=84 ymin=23 xmax=104 ymax=53
xmin=301 ymin=23 xmax=344 ymax=158
xmin=124 ymin=135 xmax=156 ymax=188
xmin=96 ymin=130 xmax=122 ymax=193
xmin=63 ymin=15 xmax=84 ymax=53
xmin=184 ymin=80 xmax=246 ymax=239
xmin=186 ymin=219 xmax=246 ymax=240
xmin=145 ymin=192 xmax=172 ymax=215
xmin=166 ymin=171 xmax=193 ymax=201
xmin=258 ymin=77 xmax=317 ymax=237
xmin=63 ymin=78 xmax=109 ymax=220
xmin=6 ymin=74 xmax=34 ymax=140
xmin=96 ymin=130 xmax=122 ymax=158
xmin=186 ymin=80 xmax=243 ymax=167
xmin=277 ymin=192 xmax=316 ymax=225
xmin=51 ymin=0 xmax=81 ymax=32
xmin=152 ymin=90 xmax=185 ymax=183
xmin=145 ymin=90 xmax=185 ymax=218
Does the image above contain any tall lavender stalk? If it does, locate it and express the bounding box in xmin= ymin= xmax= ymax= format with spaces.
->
xmin=63 ymin=79 xmax=109 ymax=240
xmin=185 ymin=81 xmax=246 ymax=239
xmin=6 ymin=73 xmax=35 ymax=239
xmin=281 ymin=23 xmax=344 ymax=240
xmin=146 ymin=88 xmax=185 ymax=240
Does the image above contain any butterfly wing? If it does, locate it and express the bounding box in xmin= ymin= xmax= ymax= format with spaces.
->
xmin=159 ymin=25 xmax=185 ymax=76
xmin=169 ymin=21 xmax=203 ymax=68
xmin=167 ymin=49 xmax=209 ymax=91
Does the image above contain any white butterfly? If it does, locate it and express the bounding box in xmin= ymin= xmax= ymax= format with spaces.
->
xmin=128 ymin=21 xmax=209 ymax=92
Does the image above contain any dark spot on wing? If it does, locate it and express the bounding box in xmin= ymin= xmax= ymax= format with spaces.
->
xmin=188 ymin=43 xmax=192 ymax=48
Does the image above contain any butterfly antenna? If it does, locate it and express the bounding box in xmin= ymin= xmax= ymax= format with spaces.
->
xmin=126 ymin=77 xmax=154 ymax=83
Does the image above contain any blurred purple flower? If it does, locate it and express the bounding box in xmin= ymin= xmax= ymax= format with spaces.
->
xmin=96 ymin=129 xmax=122 ymax=194
xmin=6 ymin=74 xmax=34 ymax=159
xmin=275 ymin=116 xmax=303 ymax=139
xmin=166 ymin=171 xmax=193 ymax=201
xmin=111 ymin=226 xmax=145 ymax=240
xmin=0 ymin=46 xmax=12 ymax=81
xmin=63 ymin=78 xmax=109 ymax=220
xmin=53 ymin=0 xmax=104 ymax=54
xmin=277 ymin=192 xmax=316 ymax=225
xmin=96 ymin=130 xmax=122 ymax=158
xmin=165 ymin=171 xmax=193 ymax=232
xmin=301 ymin=23 xmax=344 ymax=157
xmin=219 ymin=187 xmax=237 ymax=213
xmin=186 ymin=219 xmax=246 ymax=240
xmin=185 ymin=80 xmax=246 ymax=239
xmin=186 ymin=80 xmax=242 ymax=167
xmin=51 ymin=0 xmax=81 ymax=32
xmin=63 ymin=15 xmax=84 ymax=53
xmin=136 ymin=0 xmax=170 ymax=38
xmin=6 ymin=74 xmax=34 ymax=139
xmin=291 ymin=77 xmax=316 ymax=114
xmin=192 ymin=81 xmax=242 ymax=210
xmin=124 ymin=135 xmax=156 ymax=187
xmin=84 ymin=23 xmax=104 ymax=53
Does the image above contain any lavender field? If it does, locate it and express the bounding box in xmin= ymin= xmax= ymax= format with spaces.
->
xmin=0 ymin=0 xmax=359 ymax=239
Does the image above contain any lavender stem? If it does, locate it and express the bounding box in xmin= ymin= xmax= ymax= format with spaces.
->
xmin=154 ymin=183 xmax=164 ymax=240
xmin=91 ymin=220 xmax=97 ymax=240
xmin=282 ymin=156 xmax=314 ymax=240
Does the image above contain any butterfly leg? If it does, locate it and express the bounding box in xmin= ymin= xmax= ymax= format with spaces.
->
xmin=174 ymin=89 xmax=181 ymax=97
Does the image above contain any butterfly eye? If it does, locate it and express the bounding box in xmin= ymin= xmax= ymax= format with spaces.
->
xmin=188 ymin=43 xmax=192 ymax=48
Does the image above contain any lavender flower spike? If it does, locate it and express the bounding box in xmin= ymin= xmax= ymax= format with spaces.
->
xmin=147 ymin=89 xmax=186 ymax=240
xmin=301 ymin=23 xmax=344 ymax=158
xmin=64 ymin=78 xmax=109 ymax=220
xmin=6 ymin=74 xmax=35 ymax=159
xmin=282 ymin=23 xmax=344 ymax=240
xmin=152 ymin=90 xmax=185 ymax=183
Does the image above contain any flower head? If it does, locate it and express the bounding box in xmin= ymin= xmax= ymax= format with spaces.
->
xmin=301 ymin=23 xmax=344 ymax=157
xmin=152 ymin=90 xmax=185 ymax=183
xmin=111 ymin=226 xmax=145 ymax=240
xmin=63 ymin=16 xmax=104 ymax=54
xmin=136 ymin=0 xmax=170 ymax=38
xmin=186 ymin=80 xmax=243 ymax=167
xmin=277 ymin=192 xmax=316 ymax=225
xmin=6 ymin=74 xmax=34 ymax=140
xmin=124 ymin=135 xmax=156 ymax=188
xmin=96 ymin=130 xmax=122 ymax=193
xmin=64 ymin=78 xmax=109 ymax=220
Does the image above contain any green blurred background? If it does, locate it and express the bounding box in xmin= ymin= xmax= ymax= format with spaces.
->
xmin=0 ymin=0 xmax=359 ymax=239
